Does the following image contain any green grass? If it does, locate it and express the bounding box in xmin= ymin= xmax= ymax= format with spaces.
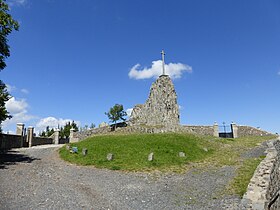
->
xmin=59 ymin=133 xmax=276 ymax=195
xmin=60 ymin=133 xmax=214 ymax=172
xmin=228 ymin=156 xmax=265 ymax=196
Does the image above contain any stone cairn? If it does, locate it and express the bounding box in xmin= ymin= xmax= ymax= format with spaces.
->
xmin=129 ymin=74 xmax=180 ymax=130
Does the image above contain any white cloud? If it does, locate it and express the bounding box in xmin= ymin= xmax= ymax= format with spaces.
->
xmin=5 ymin=97 xmax=28 ymax=114
xmin=35 ymin=117 xmax=81 ymax=132
xmin=128 ymin=60 xmax=192 ymax=80
xmin=21 ymin=88 xmax=29 ymax=94
xmin=6 ymin=84 xmax=29 ymax=94
xmin=7 ymin=0 xmax=27 ymax=7
xmin=126 ymin=108 xmax=133 ymax=117
xmin=2 ymin=97 xmax=36 ymax=128
xmin=6 ymin=84 xmax=16 ymax=92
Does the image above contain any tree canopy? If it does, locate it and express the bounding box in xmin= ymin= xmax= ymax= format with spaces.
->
xmin=105 ymin=104 xmax=127 ymax=129
xmin=0 ymin=0 xmax=19 ymax=70
xmin=0 ymin=81 xmax=10 ymax=131
xmin=60 ymin=121 xmax=78 ymax=138
xmin=0 ymin=0 xmax=19 ymax=132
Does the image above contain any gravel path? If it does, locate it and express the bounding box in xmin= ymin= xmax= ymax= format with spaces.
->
xmin=0 ymin=143 xmax=266 ymax=210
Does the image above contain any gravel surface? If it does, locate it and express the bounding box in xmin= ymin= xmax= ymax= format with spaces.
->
xmin=0 ymin=143 xmax=267 ymax=210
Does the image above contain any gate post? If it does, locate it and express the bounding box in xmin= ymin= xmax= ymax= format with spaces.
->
xmin=70 ymin=128 xmax=78 ymax=143
xmin=213 ymin=122 xmax=219 ymax=137
xmin=27 ymin=126 xmax=34 ymax=147
xmin=231 ymin=122 xmax=238 ymax=138
xmin=16 ymin=123 xmax=25 ymax=147
xmin=54 ymin=129 xmax=60 ymax=144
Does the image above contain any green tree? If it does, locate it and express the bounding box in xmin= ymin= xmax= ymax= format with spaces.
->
xmin=90 ymin=123 xmax=95 ymax=129
xmin=39 ymin=126 xmax=54 ymax=137
xmin=0 ymin=81 xmax=11 ymax=132
xmin=0 ymin=0 xmax=19 ymax=132
xmin=105 ymin=104 xmax=127 ymax=130
xmin=59 ymin=121 xmax=78 ymax=138
xmin=46 ymin=127 xmax=54 ymax=137
xmin=71 ymin=120 xmax=78 ymax=132
xmin=40 ymin=131 xmax=46 ymax=137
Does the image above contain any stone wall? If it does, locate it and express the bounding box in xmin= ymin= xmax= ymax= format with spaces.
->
xmin=129 ymin=75 xmax=180 ymax=128
xmin=0 ymin=134 xmax=23 ymax=149
xmin=71 ymin=124 xmax=273 ymax=142
xmin=31 ymin=136 xmax=53 ymax=146
xmin=241 ymin=138 xmax=280 ymax=209
xmin=72 ymin=126 xmax=111 ymax=141
xmin=181 ymin=125 xmax=215 ymax=136
xmin=72 ymin=125 xmax=215 ymax=141
xmin=237 ymin=126 xmax=272 ymax=137
xmin=72 ymin=125 xmax=182 ymax=141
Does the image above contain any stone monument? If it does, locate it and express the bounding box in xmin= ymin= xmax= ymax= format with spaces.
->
xmin=129 ymin=50 xmax=180 ymax=128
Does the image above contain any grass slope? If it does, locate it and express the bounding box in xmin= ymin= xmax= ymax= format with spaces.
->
xmin=59 ymin=133 xmax=276 ymax=196
xmin=60 ymin=133 xmax=213 ymax=172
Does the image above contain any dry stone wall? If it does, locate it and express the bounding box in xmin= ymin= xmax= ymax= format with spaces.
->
xmin=241 ymin=138 xmax=280 ymax=210
xmin=238 ymin=126 xmax=272 ymax=137
xmin=129 ymin=75 xmax=180 ymax=128
xmin=181 ymin=125 xmax=215 ymax=136
xmin=71 ymin=125 xmax=215 ymax=141
xmin=72 ymin=126 xmax=111 ymax=141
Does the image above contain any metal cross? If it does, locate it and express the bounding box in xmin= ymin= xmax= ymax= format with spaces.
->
xmin=161 ymin=49 xmax=166 ymax=75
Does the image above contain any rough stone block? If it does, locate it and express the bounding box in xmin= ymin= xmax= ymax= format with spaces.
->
xmin=82 ymin=148 xmax=88 ymax=156
xmin=107 ymin=153 xmax=114 ymax=161
xmin=179 ymin=152 xmax=186 ymax=157
xmin=148 ymin=152 xmax=154 ymax=161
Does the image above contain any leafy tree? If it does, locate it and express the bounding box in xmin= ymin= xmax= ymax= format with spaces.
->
xmin=90 ymin=123 xmax=95 ymax=129
xmin=59 ymin=121 xmax=78 ymax=138
xmin=0 ymin=81 xmax=10 ymax=132
xmin=0 ymin=1 xmax=19 ymax=70
xmin=105 ymin=104 xmax=127 ymax=130
xmin=40 ymin=131 xmax=46 ymax=137
xmin=71 ymin=120 xmax=78 ymax=131
xmin=39 ymin=126 xmax=54 ymax=137
xmin=0 ymin=0 xmax=19 ymax=132
xmin=46 ymin=127 xmax=54 ymax=137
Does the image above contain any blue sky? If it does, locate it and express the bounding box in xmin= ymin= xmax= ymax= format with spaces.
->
xmin=2 ymin=0 xmax=280 ymax=134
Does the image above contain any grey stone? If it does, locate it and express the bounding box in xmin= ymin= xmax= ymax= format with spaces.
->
xmin=107 ymin=153 xmax=114 ymax=161
xmin=129 ymin=75 xmax=180 ymax=128
xmin=82 ymin=148 xmax=88 ymax=156
xmin=148 ymin=153 xmax=154 ymax=161
xmin=179 ymin=152 xmax=185 ymax=157
xmin=203 ymin=148 xmax=208 ymax=152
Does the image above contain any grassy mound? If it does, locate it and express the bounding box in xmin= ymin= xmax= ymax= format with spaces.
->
xmin=59 ymin=133 xmax=213 ymax=171
xmin=59 ymin=133 xmax=276 ymax=196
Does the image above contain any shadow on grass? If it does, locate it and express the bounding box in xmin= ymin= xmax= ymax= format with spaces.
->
xmin=0 ymin=149 xmax=40 ymax=169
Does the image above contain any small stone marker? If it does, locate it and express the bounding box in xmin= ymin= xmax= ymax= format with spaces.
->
xmin=203 ymin=148 xmax=208 ymax=152
xmin=66 ymin=144 xmax=71 ymax=150
xmin=71 ymin=147 xmax=78 ymax=153
xmin=107 ymin=153 xmax=114 ymax=161
xmin=179 ymin=152 xmax=186 ymax=157
xmin=82 ymin=148 xmax=88 ymax=156
xmin=148 ymin=152 xmax=154 ymax=161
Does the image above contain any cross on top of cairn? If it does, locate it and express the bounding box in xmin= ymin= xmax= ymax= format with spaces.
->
xmin=161 ymin=49 xmax=166 ymax=76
